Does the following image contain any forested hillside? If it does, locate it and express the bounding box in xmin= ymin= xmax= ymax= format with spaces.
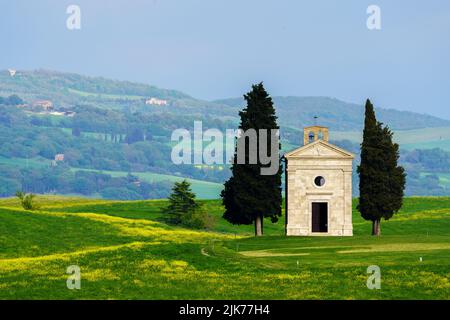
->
xmin=1 ymin=69 xmax=450 ymax=199
xmin=216 ymin=96 xmax=450 ymax=131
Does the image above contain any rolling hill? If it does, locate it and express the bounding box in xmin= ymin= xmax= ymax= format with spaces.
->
xmin=0 ymin=196 xmax=449 ymax=299
xmin=0 ymin=69 xmax=236 ymax=117
xmin=2 ymin=69 xmax=450 ymax=131
xmin=1 ymin=69 xmax=450 ymax=200
xmin=215 ymin=96 xmax=450 ymax=131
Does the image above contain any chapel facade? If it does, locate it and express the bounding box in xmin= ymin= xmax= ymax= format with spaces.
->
xmin=284 ymin=126 xmax=354 ymax=236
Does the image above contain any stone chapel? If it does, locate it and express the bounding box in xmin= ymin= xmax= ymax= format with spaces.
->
xmin=284 ymin=126 xmax=354 ymax=236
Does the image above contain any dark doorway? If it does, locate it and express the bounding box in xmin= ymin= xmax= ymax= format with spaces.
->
xmin=312 ymin=202 xmax=328 ymax=233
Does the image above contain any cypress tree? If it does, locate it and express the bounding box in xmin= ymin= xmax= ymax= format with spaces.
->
xmin=357 ymin=99 xmax=406 ymax=235
xmin=221 ymin=83 xmax=282 ymax=236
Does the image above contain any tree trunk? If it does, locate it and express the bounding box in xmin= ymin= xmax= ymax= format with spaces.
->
xmin=261 ymin=214 xmax=264 ymax=234
xmin=255 ymin=215 xmax=263 ymax=236
xmin=372 ymin=219 xmax=381 ymax=236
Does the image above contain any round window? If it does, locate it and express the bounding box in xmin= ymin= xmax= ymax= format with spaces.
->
xmin=314 ymin=176 xmax=325 ymax=187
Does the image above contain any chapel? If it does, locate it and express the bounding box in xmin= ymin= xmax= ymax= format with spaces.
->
xmin=284 ymin=126 xmax=354 ymax=236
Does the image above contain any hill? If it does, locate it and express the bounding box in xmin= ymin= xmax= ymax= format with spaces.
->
xmin=0 ymin=69 xmax=190 ymax=103
xmin=215 ymin=96 xmax=450 ymax=131
xmin=0 ymin=69 xmax=235 ymax=117
xmin=2 ymin=70 xmax=450 ymax=130
xmin=0 ymin=196 xmax=449 ymax=299
xmin=1 ymin=69 xmax=450 ymax=199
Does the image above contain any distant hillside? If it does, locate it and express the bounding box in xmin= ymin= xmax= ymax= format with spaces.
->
xmin=1 ymin=69 xmax=450 ymax=199
xmin=0 ymin=69 xmax=191 ymax=101
xmin=0 ymin=69 xmax=233 ymax=117
xmin=215 ymin=96 xmax=450 ymax=131
xmin=2 ymin=69 xmax=450 ymax=131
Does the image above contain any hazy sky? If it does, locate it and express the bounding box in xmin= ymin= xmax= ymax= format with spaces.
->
xmin=2 ymin=0 xmax=450 ymax=119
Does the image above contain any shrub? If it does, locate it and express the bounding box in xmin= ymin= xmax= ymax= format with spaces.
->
xmin=181 ymin=207 xmax=215 ymax=230
xmin=15 ymin=191 xmax=38 ymax=210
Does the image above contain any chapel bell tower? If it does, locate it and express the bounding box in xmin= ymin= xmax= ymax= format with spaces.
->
xmin=303 ymin=126 xmax=329 ymax=145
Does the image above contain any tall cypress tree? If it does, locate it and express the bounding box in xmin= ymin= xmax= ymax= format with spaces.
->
xmin=221 ymin=83 xmax=282 ymax=236
xmin=357 ymin=99 xmax=406 ymax=235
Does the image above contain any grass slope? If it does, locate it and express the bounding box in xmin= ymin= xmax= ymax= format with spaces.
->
xmin=0 ymin=196 xmax=449 ymax=299
xmin=331 ymin=127 xmax=450 ymax=151
xmin=67 ymin=88 xmax=145 ymax=100
xmin=0 ymin=156 xmax=223 ymax=199
xmin=70 ymin=168 xmax=223 ymax=200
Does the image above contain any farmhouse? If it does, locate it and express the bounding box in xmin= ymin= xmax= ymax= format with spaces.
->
xmin=54 ymin=154 xmax=65 ymax=162
xmin=33 ymin=100 xmax=53 ymax=111
xmin=145 ymin=97 xmax=168 ymax=106
xmin=284 ymin=126 xmax=354 ymax=236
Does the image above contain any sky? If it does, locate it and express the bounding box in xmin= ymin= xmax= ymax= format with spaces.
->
xmin=1 ymin=0 xmax=450 ymax=119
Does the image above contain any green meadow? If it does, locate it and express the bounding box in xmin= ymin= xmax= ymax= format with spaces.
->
xmin=0 ymin=156 xmax=223 ymax=199
xmin=67 ymin=88 xmax=145 ymax=100
xmin=0 ymin=196 xmax=449 ymax=299
xmin=331 ymin=126 xmax=450 ymax=151
xmin=70 ymin=168 xmax=224 ymax=200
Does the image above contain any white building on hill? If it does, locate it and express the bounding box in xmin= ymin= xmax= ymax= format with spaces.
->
xmin=145 ymin=97 xmax=168 ymax=106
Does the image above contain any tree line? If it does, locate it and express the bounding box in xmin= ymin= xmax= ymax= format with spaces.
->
xmin=0 ymin=164 xmax=172 ymax=200
xmin=0 ymin=104 xmax=230 ymax=184
xmin=0 ymin=95 xmax=23 ymax=106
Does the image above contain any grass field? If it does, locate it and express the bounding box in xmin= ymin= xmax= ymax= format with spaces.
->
xmin=331 ymin=126 xmax=450 ymax=151
xmin=0 ymin=196 xmax=449 ymax=299
xmin=70 ymin=168 xmax=223 ymax=199
xmin=0 ymin=156 xmax=223 ymax=199
xmin=421 ymin=172 xmax=450 ymax=189
xmin=67 ymin=88 xmax=145 ymax=101
xmin=0 ymin=156 xmax=50 ymax=169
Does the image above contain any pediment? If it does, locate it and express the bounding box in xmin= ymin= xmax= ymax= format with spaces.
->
xmin=284 ymin=140 xmax=354 ymax=159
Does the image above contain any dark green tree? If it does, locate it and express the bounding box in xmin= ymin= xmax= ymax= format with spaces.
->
xmin=221 ymin=83 xmax=282 ymax=236
xmin=126 ymin=127 xmax=144 ymax=144
xmin=357 ymin=99 xmax=406 ymax=236
xmin=72 ymin=126 xmax=82 ymax=137
xmin=163 ymin=180 xmax=211 ymax=229
xmin=6 ymin=95 xmax=24 ymax=106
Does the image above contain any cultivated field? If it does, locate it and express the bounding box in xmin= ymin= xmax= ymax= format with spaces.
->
xmin=0 ymin=156 xmax=223 ymax=199
xmin=330 ymin=126 xmax=450 ymax=151
xmin=0 ymin=196 xmax=449 ymax=299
